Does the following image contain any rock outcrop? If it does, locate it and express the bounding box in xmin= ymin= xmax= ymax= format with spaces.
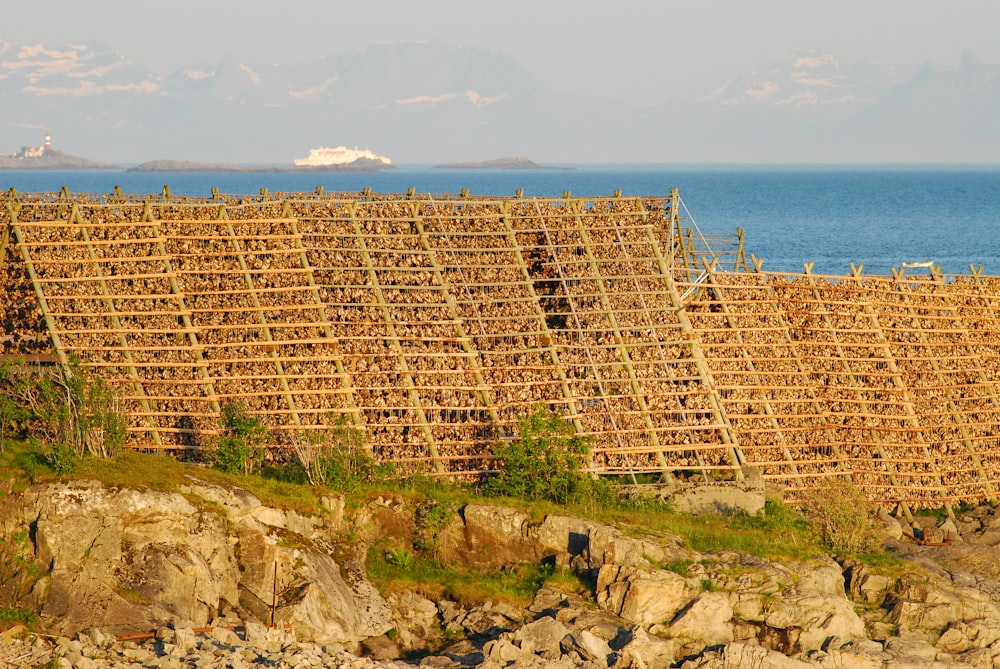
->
xmin=0 ymin=478 xmax=392 ymax=644
xmin=7 ymin=480 xmax=1000 ymax=668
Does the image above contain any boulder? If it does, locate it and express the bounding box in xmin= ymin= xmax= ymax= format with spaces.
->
xmin=660 ymin=592 xmax=734 ymax=650
xmin=667 ymin=479 xmax=766 ymax=517
xmin=882 ymin=635 xmax=949 ymax=663
xmin=966 ymin=528 xmax=1000 ymax=547
xmin=680 ymin=641 xmax=814 ymax=669
xmin=938 ymin=519 xmax=962 ymax=544
xmin=935 ymin=623 xmax=973 ymax=654
xmin=483 ymin=638 xmax=524 ymax=665
xmin=883 ymin=572 xmax=1000 ymax=637
xmin=438 ymin=507 xmax=692 ymax=574
xmin=451 ymin=504 xmax=534 ymax=568
xmin=361 ymin=633 xmax=400 ymax=660
xmin=753 ymin=591 xmax=866 ymax=654
xmin=511 ymin=616 xmax=570 ymax=654
xmin=596 ymin=564 xmax=696 ymax=626
xmin=21 ymin=481 xmax=240 ymax=634
xmin=844 ymin=561 xmax=891 ymax=604
xmin=388 ymin=590 xmax=442 ymax=650
xmin=613 ymin=627 xmax=680 ymax=669
xmin=790 ymin=557 xmax=845 ymax=598
xmin=275 ymin=552 xmax=393 ymax=644
xmin=877 ymin=509 xmax=904 ymax=542
xmin=561 ymin=629 xmax=614 ymax=664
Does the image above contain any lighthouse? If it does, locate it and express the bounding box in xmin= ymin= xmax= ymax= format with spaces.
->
xmin=44 ymin=132 xmax=52 ymax=153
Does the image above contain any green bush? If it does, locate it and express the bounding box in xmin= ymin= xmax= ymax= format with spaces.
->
xmin=0 ymin=605 xmax=39 ymax=626
xmin=210 ymin=402 xmax=268 ymax=476
xmin=0 ymin=357 xmax=127 ymax=470
xmin=484 ymin=406 xmax=593 ymax=505
xmin=415 ymin=499 xmax=457 ymax=558
xmin=289 ymin=414 xmax=392 ymax=490
xmin=797 ymin=477 xmax=882 ymax=555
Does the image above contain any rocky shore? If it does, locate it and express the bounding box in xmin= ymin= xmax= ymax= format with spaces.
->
xmin=3 ymin=478 xmax=1000 ymax=668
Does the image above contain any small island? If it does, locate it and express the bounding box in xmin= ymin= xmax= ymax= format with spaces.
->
xmin=0 ymin=150 xmax=115 ymax=171
xmin=435 ymin=156 xmax=573 ymax=170
xmin=0 ymin=133 xmax=115 ymax=170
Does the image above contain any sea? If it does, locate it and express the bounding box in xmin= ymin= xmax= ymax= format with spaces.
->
xmin=2 ymin=164 xmax=998 ymax=277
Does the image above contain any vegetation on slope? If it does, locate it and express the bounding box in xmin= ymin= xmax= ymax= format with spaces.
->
xmin=0 ymin=357 xmax=901 ymax=619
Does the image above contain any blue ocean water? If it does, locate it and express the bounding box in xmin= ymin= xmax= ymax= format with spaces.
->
xmin=3 ymin=164 xmax=998 ymax=276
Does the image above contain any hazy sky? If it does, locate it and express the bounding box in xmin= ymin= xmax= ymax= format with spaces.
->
xmin=10 ymin=0 xmax=1000 ymax=97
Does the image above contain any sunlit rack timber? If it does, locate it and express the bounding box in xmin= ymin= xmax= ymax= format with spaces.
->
xmin=3 ymin=184 xmax=1000 ymax=510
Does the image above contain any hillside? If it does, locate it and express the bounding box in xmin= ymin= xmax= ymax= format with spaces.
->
xmin=2 ymin=446 xmax=1000 ymax=668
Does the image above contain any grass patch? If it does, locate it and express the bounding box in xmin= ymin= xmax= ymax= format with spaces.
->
xmin=72 ymin=449 xmax=187 ymax=492
xmin=573 ymin=497 xmax=822 ymax=564
xmin=113 ymin=586 xmax=149 ymax=605
xmin=0 ymin=439 xmax=55 ymax=488
xmin=0 ymin=605 xmax=39 ymax=627
xmin=367 ymin=547 xmax=556 ymax=608
xmin=851 ymin=550 xmax=914 ymax=579
xmin=70 ymin=450 xmax=327 ymax=516
xmin=664 ymin=559 xmax=696 ymax=576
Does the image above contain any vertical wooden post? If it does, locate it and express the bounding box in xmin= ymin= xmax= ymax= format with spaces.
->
xmin=270 ymin=561 xmax=278 ymax=627
xmin=145 ymin=203 xmax=222 ymax=417
xmin=70 ymin=203 xmax=163 ymax=446
xmin=644 ymin=220 xmax=745 ymax=475
xmin=348 ymin=202 xmax=444 ymax=474
xmin=218 ymin=205 xmax=303 ymax=428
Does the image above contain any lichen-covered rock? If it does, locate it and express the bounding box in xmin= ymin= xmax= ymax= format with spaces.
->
xmin=511 ymin=616 xmax=571 ymax=654
xmin=596 ymin=564 xmax=695 ymax=626
xmin=661 ymin=591 xmax=734 ymax=651
xmin=18 ymin=480 xmax=240 ymax=634
xmin=0 ymin=480 xmax=391 ymax=644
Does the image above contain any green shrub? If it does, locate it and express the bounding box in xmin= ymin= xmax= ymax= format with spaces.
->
xmin=385 ymin=547 xmax=414 ymax=569
xmin=210 ymin=402 xmax=268 ymax=476
xmin=0 ymin=605 xmax=39 ymax=626
xmin=0 ymin=357 xmax=126 ymax=470
xmin=415 ymin=500 xmax=457 ymax=558
xmin=797 ymin=477 xmax=882 ymax=555
xmin=484 ymin=406 xmax=593 ymax=505
xmin=35 ymin=437 xmax=78 ymax=474
xmin=664 ymin=559 xmax=695 ymax=576
xmin=289 ymin=414 xmax=393 ymax=490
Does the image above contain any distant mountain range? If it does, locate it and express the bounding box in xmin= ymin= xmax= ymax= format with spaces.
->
xmin=0 ymin=38 xmax=996 ymax=164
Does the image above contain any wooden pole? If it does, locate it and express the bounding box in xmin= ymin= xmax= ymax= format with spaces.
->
xmin=271 ymin=561 xmax=277 ymax=627
xmin=348 ymin=202 xmax=444 ymax=473
xmin=71 ymin=202 xmax=163 ymax=446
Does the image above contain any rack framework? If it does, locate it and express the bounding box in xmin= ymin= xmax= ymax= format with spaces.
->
xmin=2 ymin=186 xmax=999 ymax=508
